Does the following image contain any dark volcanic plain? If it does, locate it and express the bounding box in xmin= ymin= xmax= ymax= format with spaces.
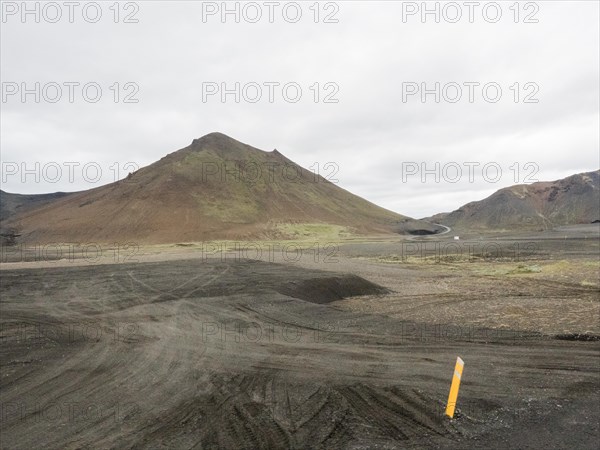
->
xmin=1 ymin=226 xmax=599 ymax=449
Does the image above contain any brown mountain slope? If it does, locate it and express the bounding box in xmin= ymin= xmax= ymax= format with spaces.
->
xmin=429 ymin=170 xmax=600 ymax=231
xmin=3 ymin=133 xmax=440 ymax=243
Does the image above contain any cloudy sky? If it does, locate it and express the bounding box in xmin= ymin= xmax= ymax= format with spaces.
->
xmin=1 ymin=0 xmax=598 ymax=218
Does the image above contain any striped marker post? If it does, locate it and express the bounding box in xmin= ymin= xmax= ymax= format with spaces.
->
xmin=445 ymin=356 xmax=464 ymax=418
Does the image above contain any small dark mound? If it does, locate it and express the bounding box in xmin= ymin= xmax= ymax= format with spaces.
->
xmin=276 ymin=275 xmax=389 ymax=304
xmin=555 ymin=333 xmax=600 ymax=342
xmin=591 ymin=219 xmax=600 ymax=224
xmin=407 ymin=229 xmax=438 ymax=235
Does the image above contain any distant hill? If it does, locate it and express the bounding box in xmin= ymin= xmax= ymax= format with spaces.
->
xmin=0 ymin=190 xmax=76 ymax=245
xmin=0 ymin=190 xmax=73 ymax=221
xmin=2 ymin=133 xmax=441 ymax=244
xmin=427 ymin=170 xmax=600 ymax=231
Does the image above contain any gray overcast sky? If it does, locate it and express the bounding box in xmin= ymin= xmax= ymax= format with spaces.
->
xmin=1 ymin=0 xmax=598 ymax=218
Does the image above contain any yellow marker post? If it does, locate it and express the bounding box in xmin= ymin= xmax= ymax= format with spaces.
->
xmin=445 ymin=356 xmax=464 ymax=418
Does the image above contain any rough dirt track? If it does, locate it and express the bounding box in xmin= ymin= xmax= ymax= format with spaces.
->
xmin=1 ymin=256 xmax=598 ymax=449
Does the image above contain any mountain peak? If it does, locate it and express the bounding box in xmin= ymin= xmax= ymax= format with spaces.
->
xmin=3 ymin=134 xmax=435 ymax=243
xmin=191 ymin=132 xmax=239 ymax=147
xmin=188 ymin=132 xmax=276 ymax=159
